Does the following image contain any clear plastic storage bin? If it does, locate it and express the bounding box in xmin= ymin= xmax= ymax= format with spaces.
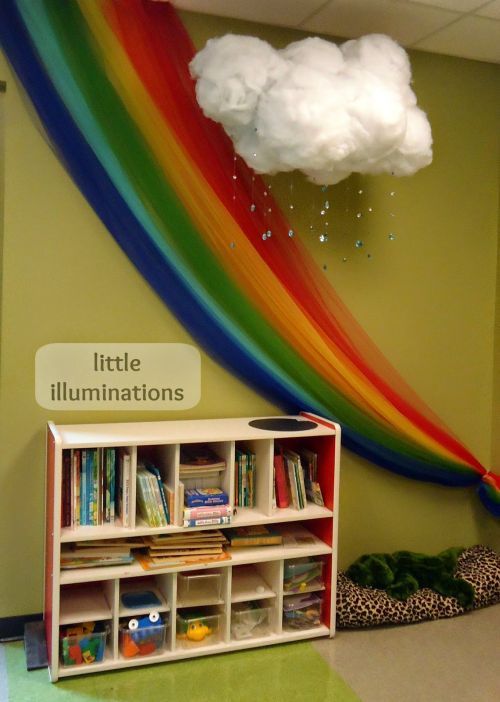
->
xmin=176 ymin=608 xmax=222 ymax=649
xmin=231 ymin=601 xmax=273 ymax=640
xmin=282 ymin=593 xmax=323 ymax=631
xmin=283 ymin=557 xmax=324 ymax=594
xmin=177 ymin=571 xmax=222 ymax=605
xmin=119 ymin=614 xmax=167 ymax=658
xmin=60 ymin=625 xmax=107 ymax=666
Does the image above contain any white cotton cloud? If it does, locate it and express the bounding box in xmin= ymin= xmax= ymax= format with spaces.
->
xmin=189 ymin=33 xmax=432 ymax=185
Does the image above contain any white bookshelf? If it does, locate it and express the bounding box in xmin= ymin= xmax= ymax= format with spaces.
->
xmin=45 ymin=413 xmax=340 ymax=681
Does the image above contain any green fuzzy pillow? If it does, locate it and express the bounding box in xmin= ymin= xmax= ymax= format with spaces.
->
xmin=346 ymin=547 xmax=475 ymax=608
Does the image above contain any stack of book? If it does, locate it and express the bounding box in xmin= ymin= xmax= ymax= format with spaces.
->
xmin=136 ymin=461 xmax=169 ymax=527
xmin=234 ymin=448 xmax=256 ymax=508
xmin=226 ymin=525 xmax=283 ymax=548
xmin=298 ymin=448 xmax=324 ymax=506
xmin=61 ymin=447 xmax=119 ymax=528
xmin=179 ymin=444 xmax=226 ymax=478
xmin=137 ymin=531 xmax=230 ymax=570
xmin=273 ymin=447 xmax=324 ymax=510
xmin=183 ymin=488 xmax=231 ymax=527
xmin=60 ymin=538 xmax=143 ymax=569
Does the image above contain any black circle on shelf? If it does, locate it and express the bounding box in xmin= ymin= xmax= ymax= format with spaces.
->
xmin=248 ymin=418 xmax=318 ymax=432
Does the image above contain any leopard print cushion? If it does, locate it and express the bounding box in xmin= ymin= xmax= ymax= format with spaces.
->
xmin=336 ymin=545 xmax=500 ymax=628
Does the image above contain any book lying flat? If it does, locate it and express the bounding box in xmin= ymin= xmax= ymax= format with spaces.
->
xmin=147 ymin=538 xmax=227 ymax=551
xmin=226 ymin=525 xmax=283 ymax=547
xmin=136 ymin=551 xmax=230 ymax=571
xmin=61 ymin=555 xmax=134 ymax=569
xmin=144 ymin=529 xmax=227 ymax=548
xmin=147 ymin=547 xmax=224 ymax=557
xmin=180 ymin=444 xmax=226 ymax=469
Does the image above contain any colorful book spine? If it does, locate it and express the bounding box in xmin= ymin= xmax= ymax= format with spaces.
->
xmin=183 ymin=505 xmax=232 ymax=519
xmin=184 ymin=489 xmax=229 ymax=507
xmin=183 ymin=516 xmax=231 ymax=527
xmin=145 ymin=463 xmax=169 ymax=525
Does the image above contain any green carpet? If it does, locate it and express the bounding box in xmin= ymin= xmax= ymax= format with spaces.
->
xmin=2 ymin=641 xmax=360 ymax=702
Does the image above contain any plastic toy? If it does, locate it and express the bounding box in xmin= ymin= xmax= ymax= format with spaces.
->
xmin=176 ymin=612 xmax=214 ymax=643
xmin=60 ymin=621 xmax=106 ymax=666
xmin=120 ymin=611 xmax=165 ymax=658
xmin=187 ymin=620 xmax=212 ymax=641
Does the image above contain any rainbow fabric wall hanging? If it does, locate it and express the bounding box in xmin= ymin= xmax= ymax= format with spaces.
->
xmin=1 ymin=0 xmax=498 ymax=516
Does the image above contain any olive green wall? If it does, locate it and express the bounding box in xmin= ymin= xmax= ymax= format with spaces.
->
xmin=0 ymin=12 xmax=498 ymax=619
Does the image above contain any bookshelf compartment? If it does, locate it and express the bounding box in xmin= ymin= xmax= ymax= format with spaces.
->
xmin=282 ymin=593 xmax=323 ymax=632
xmin=230 ymin=564 xmax=276 ymax=603
xmin=175 ymin=608 xmax=223 ymax=649
xmin=47 ymin=414 xmax=340 ymax=681
xmin=283 ymin=557 xmax=325 ymax=595
xmin=119 ymin=576 xmax=171 ymax=618
xmin=59 ymin=624 xmax=109 ymax=667
xmin=177 ymin=570 xmax=223 ymax=607
xmin=59 ymin=583 xmax=113 ymax=625
xmin=119 ymin=617 xmax=167 ymax=658
xmin=231 ymin=600 xmax=274 ymax=640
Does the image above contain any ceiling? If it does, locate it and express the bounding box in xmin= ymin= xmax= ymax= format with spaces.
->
xmin=169 ymin=0 xmax=500 ymax=64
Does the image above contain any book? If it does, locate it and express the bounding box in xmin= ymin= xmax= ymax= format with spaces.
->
xmin=183 ymin=505 xmax=232 ymax=520
xmin=273 ymin=453 xmax=290 ymax=508
xmin=142 ymin=461 xmax=169 ymax=525
xmin=183 ymin=516 xmax=231 ymax=527
xmin=180 ymin=444 xmax=226 ymax=469
xmin=118 ymin=450 xmax=131 ymax=527
xmin=60 ymin=554 xmax=134 ymax=569
xmin=226 ymin=525 xmax=283 ymax=547
xmin=144 ymin=531 xmax=227 ymax=547
xmin=136 ymin=551 xmax=231 ymax=571
xmin=184 ymin=487 xmax=229 ymax=507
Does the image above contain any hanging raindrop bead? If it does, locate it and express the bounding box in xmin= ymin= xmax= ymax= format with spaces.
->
xmin=324 ymin=201 xmax=330 ymax=209
xmin=388 ymin=232 xmax=397 ymax=241
xmin=288 ymin=229 xmax=295 ymax=238
xmin=320 ymin=210 xmax=326 ymax=216
xmin=289 ymin=204 xmax=294 ymax=210
xmin=262 ymin=232 xmax=267 ymax=240
xmin=321 ymin=185 xmax=328 ymax=192
xmin=266 ymin=230 xmax=272 ymax=238
xmin=232 ymin=174 xmax=237 ymax=180
xmin=250 ymin=203 xmax=256 ymax=212
xmin=356 ymin=212 xmax=362 ymax=218
xmin=319 ymin=233 xmax=328 ymax=243
xmin=358 ymin=189 xmax=363 ymax=194
xmin=355 ymin=240 xmax=363 ymax=248
xmin=342 ymin=257 xmax=348 ymax=262
xmin=230 ymin=241 xmax=236 ymax=249
xmin=390 ymin=191 xmax=396 ymax=196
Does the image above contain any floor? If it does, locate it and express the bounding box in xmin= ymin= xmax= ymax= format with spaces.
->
xmin=1 ymin=604 xmax=499 ymax=701
xmin=313 ymin=603 xmax=500 ymax=702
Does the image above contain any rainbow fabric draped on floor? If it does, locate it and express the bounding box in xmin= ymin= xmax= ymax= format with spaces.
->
xmin=1 ymin=0 xmax=498 ymax=515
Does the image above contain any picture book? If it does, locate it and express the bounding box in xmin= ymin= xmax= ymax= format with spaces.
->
xmin=226 ymin=525 xmax=283 ymax=547
xmin=180 ymin=444 xmax=226 ymax=469
xmin=184 ymin=487 xmax=229 ymax=507
xmin=136 ymin=551 xmax=231 ymax=571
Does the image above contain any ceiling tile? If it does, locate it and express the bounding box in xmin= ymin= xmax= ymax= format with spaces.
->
xmin=299 ymin=0 xmax=460 ymax=45
xmin=414 ymin=15 xmax=500 ymax=62
xmin=476 ymin=0 xmax=500 ymax=19
xmin=402 ymin=0 xmax=488 ymax=11
xmin=171 ymin=0 xmax=328 ymax=27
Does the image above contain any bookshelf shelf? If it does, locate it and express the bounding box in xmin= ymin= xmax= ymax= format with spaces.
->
xmin=45 ymin=413 xmax=340 ymax=681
